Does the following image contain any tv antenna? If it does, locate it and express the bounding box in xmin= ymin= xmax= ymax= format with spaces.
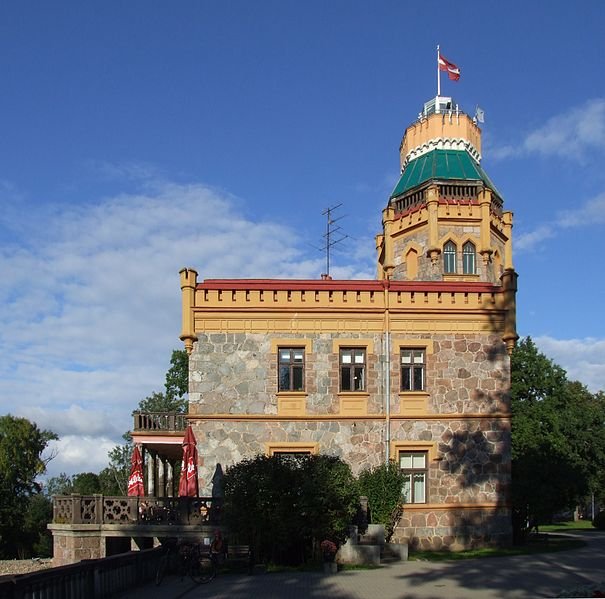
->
xmin=318 ymin=204 xmax=349 ymax=276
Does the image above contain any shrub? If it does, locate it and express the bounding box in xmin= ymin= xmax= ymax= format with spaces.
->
xmin=358 ymin=461 xmax=406 ymax=541
xmin=223 ymin=454 xmax=358 ymax=565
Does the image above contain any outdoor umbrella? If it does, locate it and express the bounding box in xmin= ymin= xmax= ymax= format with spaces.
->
xmin=127 ymin=445 xmax=145 ymax=496
xmin=178 ymin=425 xmax=199 ymax=497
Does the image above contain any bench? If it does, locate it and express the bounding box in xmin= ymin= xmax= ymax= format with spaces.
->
xmin=226 ymin=544 xmax=253 ymax=573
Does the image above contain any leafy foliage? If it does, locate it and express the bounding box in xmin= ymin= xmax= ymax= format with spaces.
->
xmin=0 ymin=415 xmax=57 ymax=558
xmin=165 ymin=349 xmax=189 ymax=406
xmin=223 ymin=454 xmax=359 ymax=565
xmin=358 ymin=461 xmax=406 ymax=541
xmin=511 ymin=338 xmax=605 ymax=543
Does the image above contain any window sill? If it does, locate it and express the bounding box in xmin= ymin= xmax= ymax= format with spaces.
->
xmin=442 ymin=273 xmax=480 ymax=281
xmin=399 ymin=392 xmax=429 ymax=416
xmin=276 ymin=393 xmax=307 ymax=416
xmin=338 ymin=393 xmax=368 ymax=416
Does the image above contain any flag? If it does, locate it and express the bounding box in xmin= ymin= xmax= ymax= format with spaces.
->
xmin=475 ymin=106 xmax=485 ymax=123
xmin=438 ymin=54 xmax=460 ymax=81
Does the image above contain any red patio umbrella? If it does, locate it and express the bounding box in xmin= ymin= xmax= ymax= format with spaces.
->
xmin=127 ymin=445 xmax=145 ymax=496
xmin=178 ymin=425 xmax=199 ymax=497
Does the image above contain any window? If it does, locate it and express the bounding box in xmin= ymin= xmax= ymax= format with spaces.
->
xmin=399 ymin=451 xmax=427 ymax=503
xmin=278 ymin=348 xmax=305 ymax=391
xmin=273 ymin=451 xmax=311 ymax=466
xmin=400 ymin=349 xmax=425 ymax=391
xmin=443 ymin=241 xmax=457 ymax=273
xmin=340 ymin=348 xmax=365 ymax=391
xmin=462 ymin=241 xmax=476 ymax=274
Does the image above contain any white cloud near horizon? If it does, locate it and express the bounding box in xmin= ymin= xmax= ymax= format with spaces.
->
xmin=0 ymin=173 xmax=374 ymax=478
xmin=533 ymin=336 xmax=605 ymax=393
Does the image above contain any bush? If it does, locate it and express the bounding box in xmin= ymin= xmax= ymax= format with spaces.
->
xmin=223 ymin=454 xmax=359 ymax=565
xmin=358 ymin=461 xmax=406 ymax=541
xmin=592 ymin=511 xmax=605 ymax=530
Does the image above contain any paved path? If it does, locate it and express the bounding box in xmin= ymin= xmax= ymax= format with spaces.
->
xmin=116 ymin=531 xmax=605 ymax=599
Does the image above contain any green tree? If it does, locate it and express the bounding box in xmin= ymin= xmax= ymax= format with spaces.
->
xmin=0 ymin=415 xmax=57 ymax=558
xmin=511 ymin=338 xmax=605 ymax=542
xmin=165 ymin=349 xmax=189 ymax=407
xmin=223 ymin=454 xmax=358 ymax=565
xmin=44 ymin=472 xmax=73 ymax=496
xmin=22 ymin=494 xmax=53 ymax=558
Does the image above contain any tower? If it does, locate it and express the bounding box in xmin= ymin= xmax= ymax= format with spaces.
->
xmin=376 ymin=96 xmax=513 ymax=286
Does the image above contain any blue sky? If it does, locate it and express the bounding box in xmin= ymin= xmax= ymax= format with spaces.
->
xmin=1 ymin=1 xmax=604 ymax=478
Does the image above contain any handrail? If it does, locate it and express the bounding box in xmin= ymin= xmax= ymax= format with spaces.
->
xmin=0 ymin=547 xmax=162 ymax=599
xmin=131 ymin=411 xmax=187 ymax=432
xmin=52 ymin=495 xmax=221 ymax=526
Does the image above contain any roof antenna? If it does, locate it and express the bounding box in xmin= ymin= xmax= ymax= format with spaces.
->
xmin=315 ymin=204 xmax=349 ymax=278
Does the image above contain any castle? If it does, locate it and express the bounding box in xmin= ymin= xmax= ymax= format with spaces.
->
xmin=178 ymin=94 xmax=517 ymax=549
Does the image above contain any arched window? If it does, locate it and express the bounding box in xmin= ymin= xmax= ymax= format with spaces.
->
xmin=462 ymin=241 xmax=476 ymax=274
xmin=443 ymin=241 xmax=457 ymax=273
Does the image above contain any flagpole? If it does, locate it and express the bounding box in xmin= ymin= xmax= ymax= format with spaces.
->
xmin=437 ymin=44 xmax=441 ymax=97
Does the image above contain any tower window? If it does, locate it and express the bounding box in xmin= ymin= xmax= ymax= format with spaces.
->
xmin=443 ymin=241 xmax=457 ymax=273
xmin=462 ymin=241 xmax=476 ymax=275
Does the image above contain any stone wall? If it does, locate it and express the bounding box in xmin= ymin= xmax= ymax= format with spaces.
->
xmin=188 ymin=329 xmax=512 ymax=547
xmin=393 ymin=506 xmax=512 ymax=550
xmin=189 ymin=332 xmax=385 ymax=416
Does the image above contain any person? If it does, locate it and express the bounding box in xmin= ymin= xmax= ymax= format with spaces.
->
xmin=210 ymin=529 xmax=225 ymax=565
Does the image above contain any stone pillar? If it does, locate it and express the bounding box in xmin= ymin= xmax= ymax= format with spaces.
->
xmin=147 ymin=452 xmax=155 ymax=497
xmin=501 ymin=268 xmax=519 ymax=355
xmin=166 ymin=461 xmax=174 ymax=497
xmin=158 ymin=458 xmax=165 ymax=498
xmin=503 ymin=211 xmax=514 ymax=270
xmin=426 ymin=184 xmax=441 ymax=266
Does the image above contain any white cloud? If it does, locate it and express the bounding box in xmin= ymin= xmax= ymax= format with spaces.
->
xmin=533 ymin=335 xmax=605 ymax=393
xmin=557 ymin=192 xmax=605 ymax=228
xmin=523 ymin=99 xmax=605 ymax=160
xmin=0 ymin=174 xmax=374 ymax=477
xmin=45 ymin=436 xmax=118 ymax=479
xmin=515 ymin=191 xmax=605 ymax=251
xmin=489 ymin=98 xmax=605 ymax=162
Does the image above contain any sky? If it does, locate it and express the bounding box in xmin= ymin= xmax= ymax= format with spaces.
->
xmin=1 ymin=1 xmax=604 ymax=479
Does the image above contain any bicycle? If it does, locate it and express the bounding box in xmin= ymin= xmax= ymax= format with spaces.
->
xmin=155 ymin=540 xmax=216 ymax=586
xmin=155 ymin=540 xmax=177 ymax=586
xmin=188 ymin=549 xmax=217 ymax=584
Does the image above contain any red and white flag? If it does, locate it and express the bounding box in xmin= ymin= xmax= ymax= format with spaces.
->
xmin=438 ymin=54 xmax=460 ymax=81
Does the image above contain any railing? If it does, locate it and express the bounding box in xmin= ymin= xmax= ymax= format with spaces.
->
xmin=132 ymin=411 xmax=187 ymax=432
xmin=53 ymin=495 xmax=221 ymax=526
xmin=0 ymin=547 xmax=161 ymax=599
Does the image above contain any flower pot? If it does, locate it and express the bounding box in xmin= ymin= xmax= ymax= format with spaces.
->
xmin=323 ymin=561 xmax=337 ymax=574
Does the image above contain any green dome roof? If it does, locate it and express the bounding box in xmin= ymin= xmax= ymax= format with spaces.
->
xmin=390 ymin=149 xmax=500 ymax=199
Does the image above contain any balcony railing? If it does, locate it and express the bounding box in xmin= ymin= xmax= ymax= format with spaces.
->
xmin=53 ymin=495 xmax=220 ymax=526
xmin=132 ymin=411 xmax=187 ymax=433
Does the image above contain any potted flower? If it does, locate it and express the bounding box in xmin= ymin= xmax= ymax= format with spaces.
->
xmin=320 ymin=540 xmax=338 ymax=573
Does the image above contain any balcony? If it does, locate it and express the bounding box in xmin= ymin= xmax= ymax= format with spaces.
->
xmin=132 ymin=411 xmax=187 ymax=433
xmin=49 ymin=495 xmax=222 ymax=566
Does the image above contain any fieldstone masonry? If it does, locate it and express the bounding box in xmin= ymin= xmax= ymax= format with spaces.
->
xmin=188 ymin=329 xmax=512 ymax=549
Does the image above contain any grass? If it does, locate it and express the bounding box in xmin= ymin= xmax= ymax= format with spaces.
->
xmin=539 ymin=520 xmax=596 ymax=533
xmin=408 ymin=520 xmax=599 ymax=562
